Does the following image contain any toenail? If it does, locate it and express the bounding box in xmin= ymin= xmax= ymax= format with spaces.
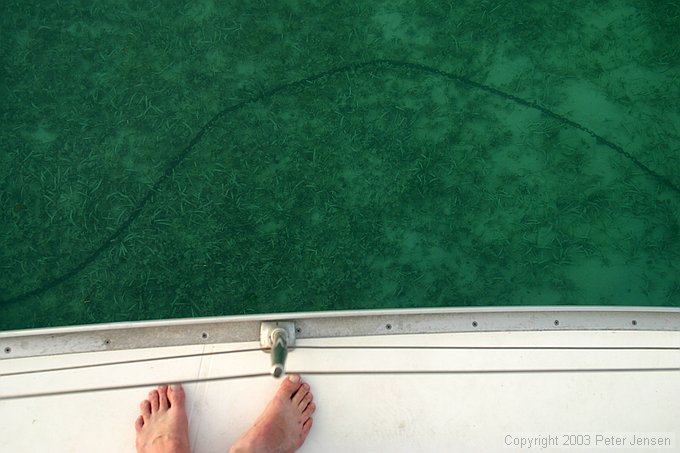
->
xmin=289 ymin=375 xmax=301 ymax=383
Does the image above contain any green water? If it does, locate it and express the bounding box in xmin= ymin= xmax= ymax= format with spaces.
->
xmin=1 ymin=1 xmax=679 ymax=331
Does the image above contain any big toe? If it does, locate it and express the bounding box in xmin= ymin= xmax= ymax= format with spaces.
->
xmin=278 ymin=375 xmax=303 ymax=399
xmin=168 ymin=384 xmax=186 ymax=408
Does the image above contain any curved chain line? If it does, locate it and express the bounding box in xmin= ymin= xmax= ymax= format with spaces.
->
xmin=2 ymin=59 xmax=676 ymax=306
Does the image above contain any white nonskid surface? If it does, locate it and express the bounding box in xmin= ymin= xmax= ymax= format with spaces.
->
xmin=1 ymin=330 xmax=679 ymax=453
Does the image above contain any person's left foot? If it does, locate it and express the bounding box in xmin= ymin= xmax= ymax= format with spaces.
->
xmin=135 ymin=384 xmax=191 ymax=453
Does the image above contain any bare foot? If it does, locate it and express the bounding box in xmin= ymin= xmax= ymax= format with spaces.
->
xmin=230 ymin=375 xmax=316 ymax=453
xmin=135 ymin=384 xmax=191 ymax=453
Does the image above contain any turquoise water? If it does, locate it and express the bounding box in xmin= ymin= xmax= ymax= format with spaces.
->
xmin=1 ymin=1 xmax=679 ymax=331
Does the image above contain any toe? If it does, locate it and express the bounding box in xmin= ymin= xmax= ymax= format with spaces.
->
xmin=278 ymin=375 xmax=303 ymax=399
xmin=292 ymin=383 xmax=309 ymax=406
xmin=298 ymin=391 xmax=313 ymax=411
xmin=140 ymin=400 xmax=152 ymax=422
xmin=158 ymin=385 xmax=169 ymax=410
xmin=168 ymin=384 xmax=185 ymax=408
xmin=148 ymin=389 xmax=160 ymax=413
xmin=301 ymin=418 xmax=313 ymax=439
xmin=135 ymin=415 xmax=144 ymax=432
xmin=302 ymin=402 xmax=316 ymax=420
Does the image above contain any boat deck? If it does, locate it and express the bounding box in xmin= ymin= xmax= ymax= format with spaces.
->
xmin=1 ymin=308 xmax=679 ymax=452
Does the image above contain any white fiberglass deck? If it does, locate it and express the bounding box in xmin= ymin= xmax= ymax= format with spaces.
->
xmin=1 ymin=308 xmax=679 ymax=452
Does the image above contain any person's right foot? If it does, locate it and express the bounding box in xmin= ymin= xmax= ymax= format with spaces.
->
xmin=229 ymin=375 xmax=315 ymax=453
